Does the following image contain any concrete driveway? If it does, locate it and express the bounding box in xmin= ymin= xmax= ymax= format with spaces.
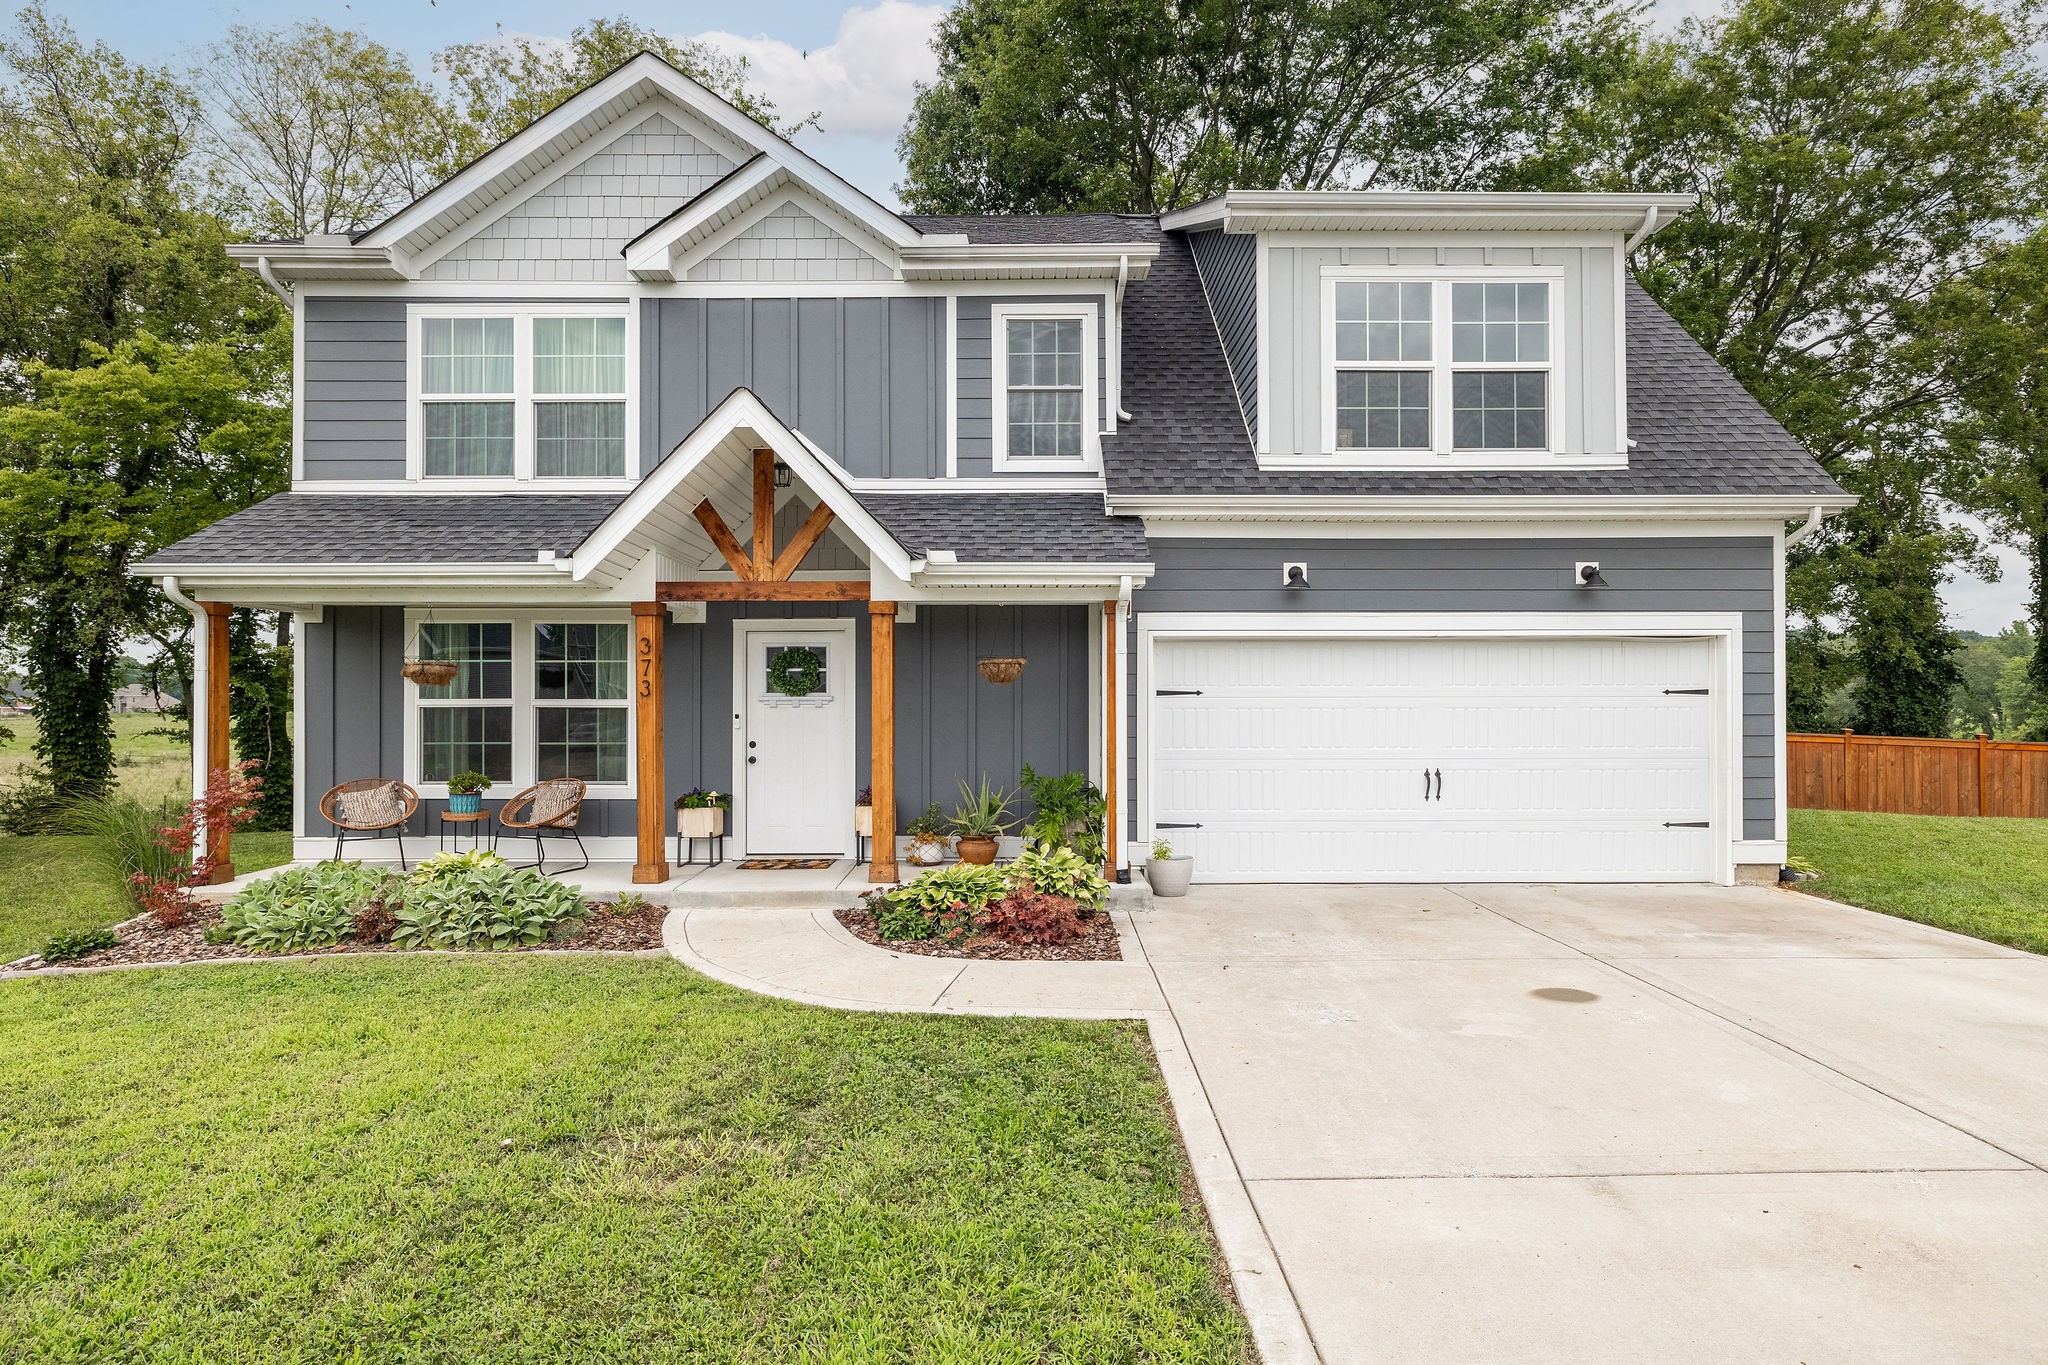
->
xmin=1126 ymin=884 xmax=2048 ymax=1364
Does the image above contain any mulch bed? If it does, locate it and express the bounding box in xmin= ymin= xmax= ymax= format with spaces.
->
xmin=6 ymin=899 xmax=668 ymax=973
xmin=834 ymin=906 xmax=1122 ymax=962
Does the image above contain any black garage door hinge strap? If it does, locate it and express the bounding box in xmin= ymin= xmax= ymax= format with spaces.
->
xmin=1663 ymin=821 xmax=1710 ymax=828
xmin=1155 ymin=822 xmax=1204 ymax=829
xmin=1663 ymin=688 xmax=1710 ymax=695
xmin=1155 ymin=688 xmax=1203 ymax=696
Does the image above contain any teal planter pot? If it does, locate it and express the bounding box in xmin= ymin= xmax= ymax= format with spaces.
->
xmin=448 ymin=792 xmax=483 ymax=814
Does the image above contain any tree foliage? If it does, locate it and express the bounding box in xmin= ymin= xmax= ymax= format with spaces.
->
xmin=898 ymin=0 xmax=1641 ymax=214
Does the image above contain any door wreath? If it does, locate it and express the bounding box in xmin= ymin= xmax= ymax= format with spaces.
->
xmin=767 ymin=646 xmax=827 ymax=698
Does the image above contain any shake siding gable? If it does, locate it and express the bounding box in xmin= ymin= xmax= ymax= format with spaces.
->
xmin=688 ymin=202 xmax=894 ymax=283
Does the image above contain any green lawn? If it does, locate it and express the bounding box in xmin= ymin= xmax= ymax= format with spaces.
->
xmin=0 ymin=957 xmax=1250 ymax=1362
xmin=0 ymin=713 xmax=193 ymax=806
xmin=0 ymin=830 xmax=293 ymax=964
xmin=1789 ymin=808 xmax=2048 ymax=953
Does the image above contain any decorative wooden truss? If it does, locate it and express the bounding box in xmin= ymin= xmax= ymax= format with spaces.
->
xmin=659 ymin=449 xmax=869 ymax=602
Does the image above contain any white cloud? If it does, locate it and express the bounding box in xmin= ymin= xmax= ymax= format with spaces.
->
xmin=696 ymin=2 xmax=944 ymax=139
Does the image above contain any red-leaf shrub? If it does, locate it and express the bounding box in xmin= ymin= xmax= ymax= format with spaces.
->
xmin=979 ymin=890 xmax=1086 ymax=946
xmin=128 ymin=762 xmax=264 ymax=928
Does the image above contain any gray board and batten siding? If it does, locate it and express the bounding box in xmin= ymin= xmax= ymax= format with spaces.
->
xmin=1261 ymin=241 xmax=1620 ymax=459
xmin=1185 ymin=231 xmax=1259 ymax=440
xmin=1127 ymin=536 xmax=1777 ymax=843
xmin=302 ymin=297 xmax=407 ymax=480
xmin=955 ymin=294 xmax=1110 ymax=477
xmin=300 ymin=604 xmax=1090 ymax=841
xmin=641 ymin=297 xmax=942 ymax=478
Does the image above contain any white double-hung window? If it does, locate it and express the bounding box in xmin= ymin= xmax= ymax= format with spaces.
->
xmin=407 ymin=614 xmax=634 ymax=795
xmin=410 ymin=305 xmax=632 ymax=482
xmin=991 ymin=301 xmax=1100 ymax=470
xmin=1324 ymin=273 xmax=1556 ymax=462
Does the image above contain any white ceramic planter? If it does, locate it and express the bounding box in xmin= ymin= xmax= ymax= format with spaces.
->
xmin=678 ymin=807 xmax=726 ymax=838
xmin=907 ymin=837 xmax=948 ymax=866
xmin=1146 ymin=856 xmax=1194 ymax=897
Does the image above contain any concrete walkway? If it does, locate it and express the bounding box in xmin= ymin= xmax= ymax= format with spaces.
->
xmin=670 ymin=885 xmax=2048 ymax=1364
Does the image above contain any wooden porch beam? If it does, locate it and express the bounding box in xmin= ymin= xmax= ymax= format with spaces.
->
xmin=631 ymin=602 xmax=670 ymax=884
xmin=203 ymin=600 xmax=234 ymax=883
xmin=869 ymin=600 xmax=898 ymax=884
xmin=692 ymin=498 xmax=755 ymax=580
xmin=769 ymin=502 xmax=837 ymax=582
xmin=657 ymin=579 xmax=870 ymax=602
xmin=752 ymin=448 xmax=776 ymax=576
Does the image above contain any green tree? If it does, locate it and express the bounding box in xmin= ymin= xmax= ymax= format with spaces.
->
xmin=897 ymin=0 xmax=1641 ymax=214
xmin=433 ymin=16 xmax=812 ymax=168
xmin=228 ymin=609 xmax=292 ymax=830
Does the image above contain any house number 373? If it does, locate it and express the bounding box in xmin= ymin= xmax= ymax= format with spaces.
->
xmin=638 ymin=633 xmax=654 ymax=698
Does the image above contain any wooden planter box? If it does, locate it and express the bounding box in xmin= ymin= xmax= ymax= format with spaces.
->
xmin=678 ymin=807 xmax=726 ymax=838
xmin=854 ymin=806 xmax=873 ymax=837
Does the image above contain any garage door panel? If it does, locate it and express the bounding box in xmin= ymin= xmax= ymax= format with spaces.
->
xmin=1149 ymin=634 xmax=1719 ymax=883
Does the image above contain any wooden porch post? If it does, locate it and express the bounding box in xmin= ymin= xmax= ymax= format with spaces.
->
xmin=868 ymin=601 xmax=898 ymax=883
xmin=1103 ymin=600 xmax=1119 ymax=882
xmin=632 ymin=602 xmax=670 ymax=884
xmin=203 ymin=600 xmax=234 ymax=883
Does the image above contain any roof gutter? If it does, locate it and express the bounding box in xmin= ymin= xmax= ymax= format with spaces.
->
xmin=254 ymin=256 xmax=292 ymax=305
xmin=1113 ymin=253 xmax=1133 ymax=425
xmin=1624 ymin=207 xmax=1664 ymax=255
xmin=1784 ymin=504 xmax=1828 ymax=547
xmin=1107 ymin=492 xmax=1859 ymax=522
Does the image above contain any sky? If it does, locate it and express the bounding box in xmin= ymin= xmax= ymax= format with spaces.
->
xmin=55 ymin=0 xmax=2032 ymax=632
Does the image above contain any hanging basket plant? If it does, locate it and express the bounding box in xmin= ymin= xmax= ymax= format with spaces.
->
xmin=768 ymin=646 xmax=827 ymax=698
xmin=402 ymin=659 xmax=459 ymax=687
xmin=978 ymin=657 xmax=1027 ymax=685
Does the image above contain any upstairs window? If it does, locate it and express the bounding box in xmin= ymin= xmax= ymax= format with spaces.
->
xmin=990 ymin=301 xmax=1100 ymax=470
xmin=1323 ymin=275 xmax=1555 ymax=461
xmin=409 ymin=307 xmax=632 ymax=482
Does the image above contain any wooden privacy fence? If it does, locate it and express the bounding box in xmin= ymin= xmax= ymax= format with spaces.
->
xmin=1788 ymin=730 xmax=2048 ymax=818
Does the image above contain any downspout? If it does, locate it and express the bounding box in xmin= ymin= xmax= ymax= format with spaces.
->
xmin=160 ymin=575 xmax=211 ymax=869
xmin=1113 ymin=254 xmax=1133 ymax=424
xmin=255 ymin=256 xmax=293 ymax=305
xmin=1623 ymin=208 xmax=1662 ymax=256
xmin=1784 ymin=505 xmax=1826 ymax=548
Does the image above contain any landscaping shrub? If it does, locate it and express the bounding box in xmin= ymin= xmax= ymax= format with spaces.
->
xmin=62 ymin=794 xmax=185 ymax=913
xmin=392 ymin=860 xmax=586 ymax=949
xmin=979 ymin=891 xmax=1086 ymax=946
xmin=38 ymin=926 xmax=118 ymax=963
xmin=870 ymin=862 xmax=1008 ymax=941
xmin=1008 ymin=841 xmax=1109 ymax=910
xmin=0 ymin=769 xmax=63 ymax=835
xmin=127 ymin=762 xmax=264 ymax=928
xmin=1017 ymin=764 xmax=1106 ymax=862
xmin=221 ymin=862 xmax=397 ymax=951
xmin=352 ymin=899 xmax=399 ymax=943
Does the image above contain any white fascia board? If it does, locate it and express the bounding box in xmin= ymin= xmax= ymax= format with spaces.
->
xmin=667 ymin=182 xmax=907 ymax=282
xmin=570 ymin=388 xmax=917 ymax=582
xmin=1106 ymin=493 xmax=1857 ymax=522
xmin=911 ymin=561 xmax=1154 ymax=590
xmin=357 ymin=54 xmax=920 ymax=259
xmin=1160 ymin=190 xmax=1698 ymax=236
xmin=227 ymin=241 xmax=407 ymax=281
xmin=622 ymin=157 xmax=785 ymax=280
xmin=898 ymin=243 xmax=1159 ymax=281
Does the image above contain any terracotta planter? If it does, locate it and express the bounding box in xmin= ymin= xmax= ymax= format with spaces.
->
xmin=854 ymin=806 xmax=873 ymax=837
xmin=678 ymin=807 xmax=726 ymax=838
xmin=956 ymin=835 xmax=998 ymax=865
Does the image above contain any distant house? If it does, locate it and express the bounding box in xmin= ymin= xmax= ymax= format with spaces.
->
xmin=111 ymin=684 xmax=164 ymax=715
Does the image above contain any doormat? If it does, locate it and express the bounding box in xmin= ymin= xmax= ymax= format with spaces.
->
xmin=737 ymin=858 xmax=837 ymax=871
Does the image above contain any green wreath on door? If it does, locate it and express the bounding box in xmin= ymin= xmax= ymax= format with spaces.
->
xmin=768 ymin=646 xmax=826 ymax=698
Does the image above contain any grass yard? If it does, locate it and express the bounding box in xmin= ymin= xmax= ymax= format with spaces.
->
xmin=1789 ymin=808 xmax=2048 ymax=954
xmin=0 ymin=713 xmax=193 ymax=806
xmin=0 ymin=831 xmax=292 ymax=963
xmin=0 ymin=957 xmax=1251 ymax=1363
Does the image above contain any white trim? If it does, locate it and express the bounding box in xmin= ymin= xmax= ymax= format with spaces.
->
xmin=945 ymin=293 xmax=959 ymax=478
xmin=1773 ymin=525 xmax=1789 ymax=845
xmin=1254 ymin=240 xmax=1271 ymax=454
xmin=667 ymin=183 xmax=905 ymax=283
xmin=988 ymin=300 xmax=1103 ymax=473
xmin=1161 ymin=190 xmax=1698 ymax=236
xmin=1110 ymin=492 xmax=1859 ymax=521
xmin=400 ymin=609 xmax=638 ymax=802
xmin=290 ymin=288 xmax=305 ymax=483
xmin=1613 ymin=242 xmax=1629 ymax=451
xmin=286 ymin=474 xmax=1109 ymax=496
xmin=730 ymin=618 xmax=858 ymax=858
xmin=291 ymin=611 xmax=308 ymax=839
xmin=621 ymin=154 xmax=781 ymax=280
xmin=1733 ymin=838 xmax=1787 ymax=867
xmin=1139 ymin=516 xmax=1790 ymax=540
xmin=1133 ymin=610 xmax=1746 ymax=886
xmin=403 ymin=302 xmax=637 ymax=485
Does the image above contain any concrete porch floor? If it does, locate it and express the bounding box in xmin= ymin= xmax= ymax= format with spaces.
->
xmin=196 ymin=857 xmax=882 ymax=905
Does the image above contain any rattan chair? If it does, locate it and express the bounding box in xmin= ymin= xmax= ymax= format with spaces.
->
xmin=494 ymin=778 xmax=589 ymax=874
xmin=319 ymin=779 xmax=420 ymax=869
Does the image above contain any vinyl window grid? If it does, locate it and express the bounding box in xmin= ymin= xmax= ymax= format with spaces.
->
xmin=989 ymin=300 xmax=1101 ymax=471
xmin=406 ymin=304 xmax=635 ymax=484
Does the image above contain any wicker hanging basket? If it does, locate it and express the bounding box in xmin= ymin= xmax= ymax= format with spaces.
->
xmin=977 ymin=657 xmax=1027 ymax=685
xmin=402 ymin=659 xmax=460 ymax=687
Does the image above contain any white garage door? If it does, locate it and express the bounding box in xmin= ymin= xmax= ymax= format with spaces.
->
xmin=1148 ymin=635 xmax=1719 ymax=882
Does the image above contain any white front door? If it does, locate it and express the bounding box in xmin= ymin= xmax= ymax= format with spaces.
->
xmin=739 ymin=623 xmax=854 ymax=855
xmin=1150 ymin=634 xmax=1720 ymax=882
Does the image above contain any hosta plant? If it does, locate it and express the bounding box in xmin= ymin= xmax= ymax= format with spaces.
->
xmin=392 ymin=862 xmax=587 ymax=949
xmin=1007 ymin=842 xmax=1109 ymax=910
xmin=870 ymin=862 xmax=1008 ymax=941
xmin=221 ymin=862 xmax=397 ymax=951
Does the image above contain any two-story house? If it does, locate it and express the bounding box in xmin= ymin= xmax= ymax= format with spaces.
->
xmin=138 ymin=53 xmax=1849 ymax=888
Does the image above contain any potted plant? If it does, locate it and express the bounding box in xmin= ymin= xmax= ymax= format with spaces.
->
xmin=904 ymin=803 xmax=951 ymax=867
xmin=446 ymin=771 xmax=492 ymax=815
xmin=675 ymin=788 xmax=729 ymax=838
xmin=950 ymin=775 xmax=1015 ymax=865
xmin=854 ymin=784 xmax=873 ymax=838
xmin=1146 ymin=837 xmax=1193 ymax=897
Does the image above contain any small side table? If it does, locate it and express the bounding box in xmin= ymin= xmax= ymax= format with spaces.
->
xmin=440 ymin=808 xmax=493 ymax=854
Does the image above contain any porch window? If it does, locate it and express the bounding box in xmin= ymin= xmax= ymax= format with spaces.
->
xmin=990 ymin=301 xmax=1100 ymax=471
xmin=414 ymin=623 xmax=514 ymax=781
xmin=533 ymin=622 xmax=629 ymax=782
xmin=409 ymin=306 xmax=633 ymax=482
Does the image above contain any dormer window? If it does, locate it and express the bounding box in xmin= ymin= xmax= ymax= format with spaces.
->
xmin=990 ymin=301 xmax=1101 ymax=471
xmin=1321 ymin=271 xmax=1559 ymax=463
xmin=408 ymin=304 xmax=634 ymax=483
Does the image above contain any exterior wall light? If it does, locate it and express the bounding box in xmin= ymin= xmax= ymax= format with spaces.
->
xmin=1576 ymin=561 xmax=1609 ymax=588
xmin=1283 ymin=562 xmax=1310 ymax=588
xmin=773 ymin=460 xmax=793 ymax=488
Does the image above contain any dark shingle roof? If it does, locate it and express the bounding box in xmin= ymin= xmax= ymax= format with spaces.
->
xmin=137 ymin=494 xmax=625 ymax=567
xmin=856 ymin=493 xmax=1147 ymax=563
xmin=1103 ymin=232 xmax=1845 ymax=499
xmin=903 ymin=213 xmax=1161 ymax=246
